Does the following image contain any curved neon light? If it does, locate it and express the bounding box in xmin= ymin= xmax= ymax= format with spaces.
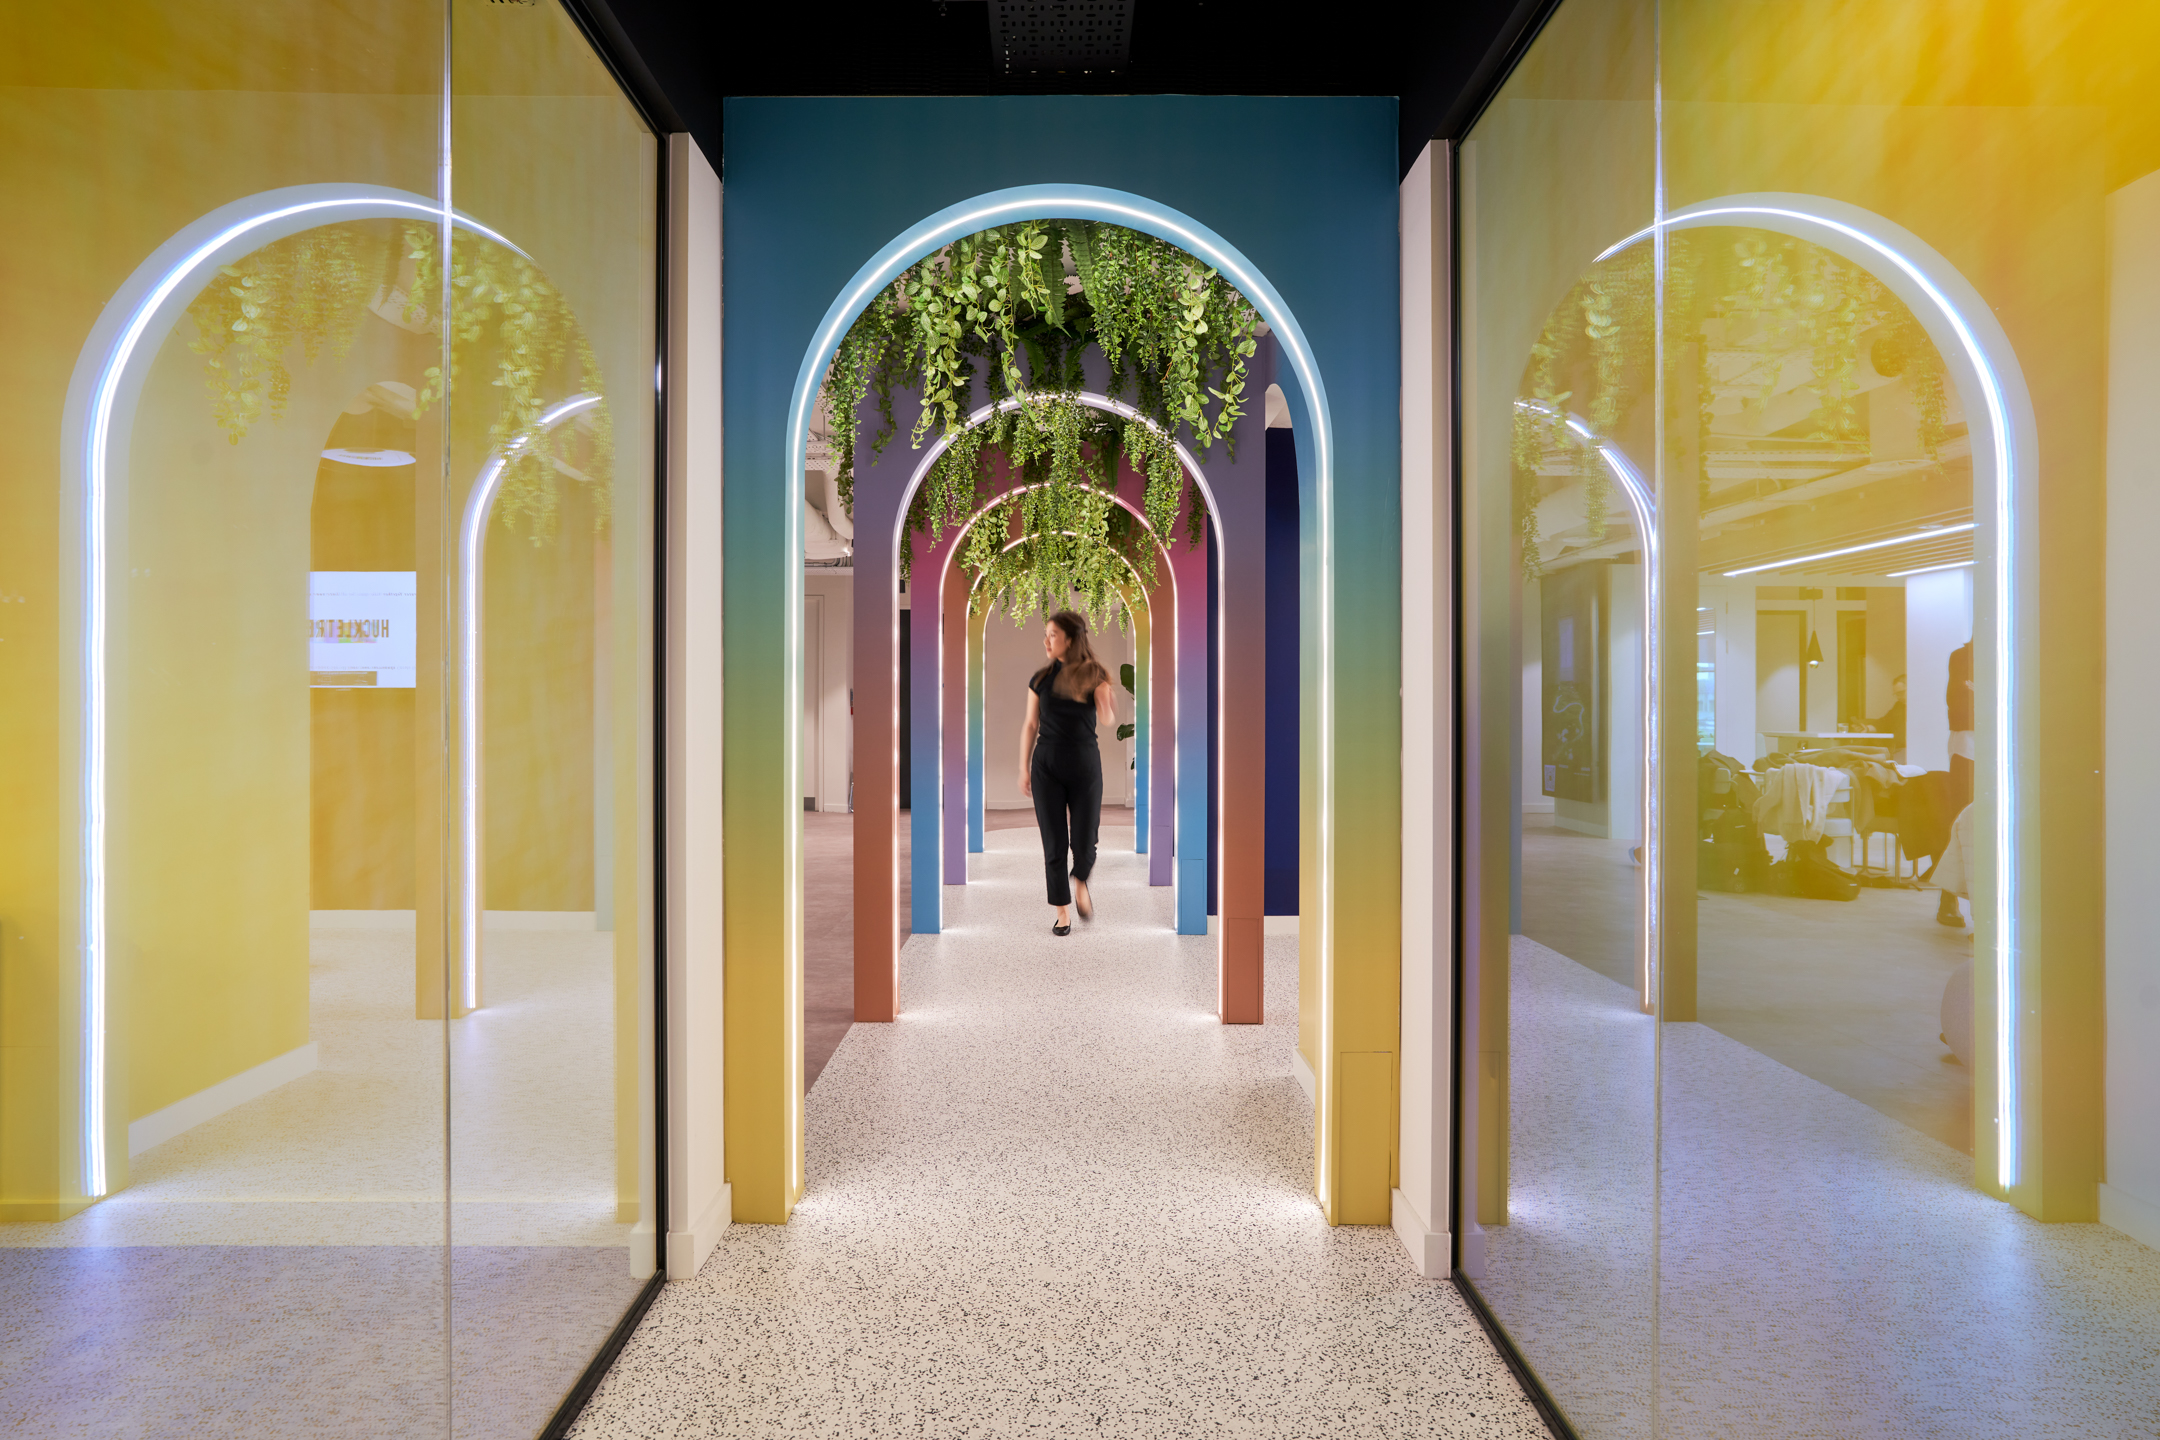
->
xmin=792 ymin=186 xmax=1339 ymax=1209
xmin=1518 ymin=400 xmax=1659 ymax=1011
xmin=64 ymin=185 xmax=530 ymax=1198
xmin=903 ymin=394 xmax=1185 ymax=940
xmin=1594 ymin=194 xmax=2034 ymax=1190
xmin=458 ymin=394 xmax=603 ymax=1012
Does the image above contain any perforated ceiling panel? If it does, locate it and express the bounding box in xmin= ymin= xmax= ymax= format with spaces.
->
xmin=990 ymin=0 xmax=1134 ymax=75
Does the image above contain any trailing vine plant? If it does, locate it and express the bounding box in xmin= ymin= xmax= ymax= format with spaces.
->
xmin=821 ymin=220 xmax=1259 ymax=616
xmin=1510 ymin=229 xmax=1949 ymax=581
xmin=184 ymin=219 xmax=612 ymax=543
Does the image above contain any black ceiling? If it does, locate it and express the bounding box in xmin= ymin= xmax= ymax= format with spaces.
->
xmin=582 ymin=0 xmax=1553 ymax=177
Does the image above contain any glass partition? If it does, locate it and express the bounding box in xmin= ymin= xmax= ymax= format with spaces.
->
xmin=1455 ymin=2 xmax=1659 ymax=1432
xmin=1458 ymin=0 xmax=2160 ymax=1433
xmin=1 ymin=2 xmax=659 ymax=1434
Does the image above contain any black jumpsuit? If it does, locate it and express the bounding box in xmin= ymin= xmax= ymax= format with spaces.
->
xmin=1028 ymin=661 xmax=1102 ymax=907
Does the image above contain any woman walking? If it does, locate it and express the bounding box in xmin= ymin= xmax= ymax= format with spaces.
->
xmin=1018 ymin=610 xmax=1118 ymax=935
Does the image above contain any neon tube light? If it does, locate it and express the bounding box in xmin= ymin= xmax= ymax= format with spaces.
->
xmin=1719 ymin=523 xmax=1975 ymax=577
xmin=1598 ymin=197 xmax=2026 ymax=1190
xmin=792 ymin=189 xmax=1335 ymax=1211
xmin=1516 ymin=401 xmax=1658 ymax=1009
xmin=458 ymin=394 xmax=601 ymax=1012
xmin=1889 ymin=559 xmax=1975 ymax=579
xmin=71 ymin=187 xmax=526 ymax=1201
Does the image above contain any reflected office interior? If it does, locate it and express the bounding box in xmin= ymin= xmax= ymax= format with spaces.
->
xmin=1 ymin=2 xmax=661 ymax=1435
xmin=1456 ymin=0 xmax=2160 ymax=1435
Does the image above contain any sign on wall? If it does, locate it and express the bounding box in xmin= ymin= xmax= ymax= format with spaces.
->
xmin=309 ymin=571 xmax=416 ymax=688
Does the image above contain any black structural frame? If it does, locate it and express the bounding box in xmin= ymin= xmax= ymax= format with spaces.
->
xmin=1437 ymin=0 xmax=1589 ymax=1438
xmin=533 ymin=1 xmax=677 ymax=1435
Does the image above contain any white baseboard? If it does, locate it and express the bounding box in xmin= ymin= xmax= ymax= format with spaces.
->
xmin=128 ymin=1042 xmax=318 ymax=1156
xmin=1291 ymin=1047 xmax=1317 ymax=1108
xmin=308 ymin=910 xmax=598 ymax=932
xmin=1205 ymin=914 xmax=1300 ymax=937
xmin=667 ymin=1182 xmax=732 ymax=1280
xmin=2100 ymin=1182 xmax=2160 ymax=1253
xmin=1391 ymin=1189 xmax=1450 ymax=1279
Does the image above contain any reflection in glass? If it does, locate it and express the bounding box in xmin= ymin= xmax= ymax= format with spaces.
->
xmin=1 ymin=1 xmax=658 ymax=1434
xmin=1458 ymin=0 xmax=2160 ymax=1434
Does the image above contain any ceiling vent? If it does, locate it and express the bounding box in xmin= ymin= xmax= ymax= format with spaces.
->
xmin=989 ymin=0 xmax=1133 ymax=77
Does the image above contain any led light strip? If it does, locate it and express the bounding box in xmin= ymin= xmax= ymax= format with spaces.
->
xmin=901 ymin=394 xmax=1192 ymax=953
xmin=1518 ymin=400 xmax=1658 ymax=1010
xmin=71 ymin=186 xmax=524 ymax=1200
xmin=1888 ymin=559 xmax=1976 ymax=579
xmin=1720 ymin=523 xmax=1975 ymax=578
xmin=1599 ymin=197 xmax=2028 ymax=1190
xmin=790 ymin=188 xmax=1336 ymax=1211
xmin=458 ymin=395 xmax=602 ymax=1012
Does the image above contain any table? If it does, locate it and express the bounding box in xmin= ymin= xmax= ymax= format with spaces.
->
xmin=1761 ymin=731 xmax=1896 ymax=754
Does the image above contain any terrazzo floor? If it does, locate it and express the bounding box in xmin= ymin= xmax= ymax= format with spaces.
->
xmin=569 ymin=826 xmax=1548 ymax=1439
xmin=1475 ymin=935 xmax=2160 ymax=1439
xmin=1 ymin=921 xmax=649 ymax=1438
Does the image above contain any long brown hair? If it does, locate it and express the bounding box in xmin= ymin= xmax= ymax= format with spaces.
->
xmin=1035 ymin=610 xmax=1108 ymax=702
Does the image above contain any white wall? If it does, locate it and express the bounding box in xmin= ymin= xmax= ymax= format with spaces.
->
xmin=1395 ymin=142 xmax=1451 ymax=1279
xmin=1905 ymin=567 xmax=1974 ymax=775
xmin=1702 ymin=580 xmax=1756 ymax=761
xmin=1520 ymin=576 xmax=1550 ymax=812
xmin=803 ymin=571 xmax=854 ymax=811
xmin=2103 ymin=167 xmax=2160 ymax=1252
xmin=982 ymin=607 xmax=1135 ymax=810
xmin=1606 ymin=564 xmax=1644 ymax=844
xmin=663 ymin=134 xmax=728 ymax=1280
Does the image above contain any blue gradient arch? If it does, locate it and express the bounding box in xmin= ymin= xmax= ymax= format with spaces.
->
xmin=786 ymin=187 xmax=1339 ymax=1170
xmin=720 ymin=95 xmax=1399 ymax=1225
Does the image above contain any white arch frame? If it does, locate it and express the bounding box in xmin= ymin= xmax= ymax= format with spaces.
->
xmin=1516 ymin=399 xmax=1659 ymax=1012
xmin=457 ymin=393 xmax=603 ymax=1012
xmin=899 ymin=392 xmax=1206 ymax=938
xmin=60 ymin=185 xmax=530 ymax=1198
xmin=1597 ymin=193 xmax=2038 ymax=1190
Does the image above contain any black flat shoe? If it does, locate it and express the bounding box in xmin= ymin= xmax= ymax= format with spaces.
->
xmin=1052 ymin=922 xmax=1072 ymax=937
xmin=1073 ymin=880 xmax=1093 ymax=923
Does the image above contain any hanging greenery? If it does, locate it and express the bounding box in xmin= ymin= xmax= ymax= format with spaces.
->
xmin=823 ymin=219 xmax=1259 ymax=616
xmin=184 ymin=219 xmax=612 ymax=544
xmin=1510 ymin=230 xmax=1950 ymax=581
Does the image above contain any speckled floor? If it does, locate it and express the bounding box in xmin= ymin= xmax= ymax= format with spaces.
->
xmin=0 ymin=923 xmax=648 ymax=1438
xmin=0 ymin=925 xmax=638 ymax=1250
xmin=569 ymin=827 xmax=1548 ymax=1440
xmin=1476 ymin=935 xmax=2160 ymax=1440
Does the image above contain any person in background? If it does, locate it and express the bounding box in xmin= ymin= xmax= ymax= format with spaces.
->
xmin=1017 ymin=610 xmax=1118 ymax=936
xmin=1939 ymin=642 xmax=1975 ymax=926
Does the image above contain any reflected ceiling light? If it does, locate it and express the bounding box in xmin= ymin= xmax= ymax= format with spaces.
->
xmin=1888 ymin=559 xmax=1975 ymax=578
xmin=321 ymin=447 xmax=416 ymax=467
xmin=1806 ymin=631 xmax=1825 ymax=668
xmin=1721 ymin=523 xmax=1974 ymax=577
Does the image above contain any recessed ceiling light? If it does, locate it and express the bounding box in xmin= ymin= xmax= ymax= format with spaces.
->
xmin=322 ymin=447 xmax=416 ymax=468
xmin=1722 ymin=522 xmax=1975 ymax=577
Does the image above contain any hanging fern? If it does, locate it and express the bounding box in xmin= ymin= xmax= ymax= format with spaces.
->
xmin=1511 ymin=229 xmax=1953 ymax=583
xmin=823 ymin=219 xmax=1259 ymax=621
xmin=184 ymin=219 xmax=612 ymax=544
